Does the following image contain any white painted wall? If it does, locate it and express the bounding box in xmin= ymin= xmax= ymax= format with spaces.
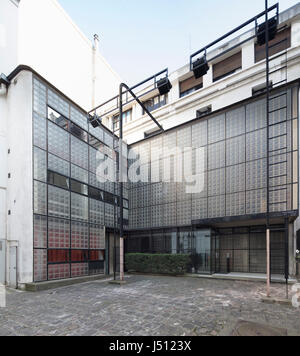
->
xmin=0 ymin=0 xmax=121 ymax=111
xmin=0 ymin=0 xmax=19 ymax=75
xmin=6 ymin=70 xmax=33 ymax=286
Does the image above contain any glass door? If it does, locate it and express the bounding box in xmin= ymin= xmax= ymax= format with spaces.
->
xmin=191 ymin=229 xmax=211 ymax=275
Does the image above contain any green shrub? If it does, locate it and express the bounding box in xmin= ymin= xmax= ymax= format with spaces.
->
xmin=125 ymin=253 xmax=191 ymax=275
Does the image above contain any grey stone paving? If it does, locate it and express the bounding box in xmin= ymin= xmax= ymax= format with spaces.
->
xmin=0 ymin=275 xmax=299 ymax=336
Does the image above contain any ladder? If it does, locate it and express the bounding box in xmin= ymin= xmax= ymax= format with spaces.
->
xmin=265 ymin=20 xmax=290 ymax=285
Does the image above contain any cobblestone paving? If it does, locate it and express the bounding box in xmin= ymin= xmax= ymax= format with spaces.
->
xmin=0 ymin=275 xmax=299 ymax=336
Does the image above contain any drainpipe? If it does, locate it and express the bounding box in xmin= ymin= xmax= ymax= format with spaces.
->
xmin=92 ymin=34 xmax=99 ymax=109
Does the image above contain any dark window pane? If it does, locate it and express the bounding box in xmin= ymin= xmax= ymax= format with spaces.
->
xmin=48 ymin=107 xmax=69 ymax=130
xmin=71 ymin=250 xmax=89 ymax=262
xmin=89 ymin=186 xmax=104 ymax=201
xmin=70 ymin=122 xmax=88 ymax=142
xmin=89 ymin=134 xmax=103 ymax=149
xmin=89 ymin=250 xmax=105 ymax=261
xmin=48 ymin=171 xmax=70 ymax=189
xmin=48 ymin=249 xmax=70 ymax=263
xmin=70 ymin=179 xmax=88 ymax=195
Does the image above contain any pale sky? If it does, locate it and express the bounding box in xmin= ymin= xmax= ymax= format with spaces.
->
xmin=58 ymin=0 xmax=299 ymax=85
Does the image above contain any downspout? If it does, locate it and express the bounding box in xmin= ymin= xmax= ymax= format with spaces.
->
xmin=92 ymin=34 xmax=99 ymax=109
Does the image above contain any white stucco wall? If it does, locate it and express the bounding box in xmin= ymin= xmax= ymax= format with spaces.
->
xmin=0 ymin=0 xmax=121 ymax=111
xmin=0 ymin=0 xmax=19 ymax=75
xmin=6 ymin=70 xmax=33 ymax=285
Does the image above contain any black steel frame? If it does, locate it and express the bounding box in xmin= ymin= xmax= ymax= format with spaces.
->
xmin=189 ymin=3 xmax=279 ymax=70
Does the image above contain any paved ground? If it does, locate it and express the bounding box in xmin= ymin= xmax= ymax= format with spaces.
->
xmin=0 ymin=275 xmax=299 ymax=336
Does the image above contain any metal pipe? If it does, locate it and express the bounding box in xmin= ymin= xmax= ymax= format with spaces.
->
xmin=267 ymin=228 xmax=271 ymax=297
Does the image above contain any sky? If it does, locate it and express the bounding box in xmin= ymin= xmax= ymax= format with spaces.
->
xmin=58 ymin=0 xmax=299 ymax=85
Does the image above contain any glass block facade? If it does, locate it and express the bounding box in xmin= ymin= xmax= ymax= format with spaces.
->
xmin=126 ymin=85 xmax=299 ymax=275
xmin=33 ymin=77 xmax=129 ymax=282
xmin=128 ymin=87 xmax=298 ymax=229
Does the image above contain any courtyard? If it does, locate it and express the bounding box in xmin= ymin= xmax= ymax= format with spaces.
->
xmin=0 ymin=275 xmax=299 ymax=336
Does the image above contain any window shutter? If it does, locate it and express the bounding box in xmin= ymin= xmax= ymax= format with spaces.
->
xmin=213 ymin=51 xmax=242 ymax=82
xmin=180 ymin=76 xmax=203 ymax=94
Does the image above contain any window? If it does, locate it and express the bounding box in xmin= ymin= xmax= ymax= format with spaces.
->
xmin=48 ymin=107 xmax=69 ymax=130
xmin=143 ymin=95 xmax=167 ymax=114
xmin=70 ymin=122 xmax=88 ymax=142
xmin=112 ymin=109 xmax=132 ymax=131
xmin=180 ymin=76 xmax=203 ymax=98
xmin=48 ymin=171 xmax=69 ymax=190
xmin=255 ymin=27 xmax=291 ymax=63
xmin=213 ymin=51 xmax=242 ymax=82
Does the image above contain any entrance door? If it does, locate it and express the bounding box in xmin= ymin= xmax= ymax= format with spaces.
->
xmin=192 ymin=230 xmax=211 ymax=274
xmin=9 ymin=247 xmax=17 ymax=289
xmin=0 ymin=240 xmax=5 ymax=285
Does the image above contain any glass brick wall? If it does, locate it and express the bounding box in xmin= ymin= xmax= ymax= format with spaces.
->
xmin=33 ymin=77 xmax=129 ymax=282
xmin=128 ymin=86 xmax=299 ymax=230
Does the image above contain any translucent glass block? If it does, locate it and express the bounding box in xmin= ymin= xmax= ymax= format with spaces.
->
xmin=192 ymin=198 xmax=208 ymax=220
xmin=226 ymin=107 xmax=245 ymax=138
xmin=33 ymin=78 xmax=47 ymax=117
xmin=226 ymin=164 xmax=245 ymax=194
xmin=71 ymin=221 xmax=89 ymax=249
xmin=48 ymin=185 xmax=70 ymax=219
xmin=89 ymin=172 xmax=105 ymax=191
xmin=48 ymin=264 xmax=70 ymax=280
xmin=48 ymin=153 xmax=70 ymax=177
xmin=246 ymin=128 xmax=267 ymax=161
xmin=226 ymin=135 xmax=245 ymax=166
xmin=246 ymin=159 xmax=267 ymax=190
xmin=71 ymin=136 xmax=88 ymax=170
xmin=139 ymin=142 xmax=150 ymax=165
xmin=48 ymin=217 xmax=70 ymax=249
xmin=89 ymin=146 xmax=105 ymax=174
xmin=150 ymin=136 xmax=163 ymax=161
xmin=89 ymin=199 xmax=104 ymax=225
xmin=33 ymin=215 xmax=47 ymax=248
xmin=150 ymin=183 xmax=163 ymax=205
xmin=89 ymin=124 xmax=104 ymax=142
xmin=246 ymin=99 xmax=266 ymax=132
xmin=177 ymin=126 xmax=191 ymax=148
xmin=226 ymin=192 xmax=245 ymax=216
xmin=208 ymin=168 xmax=225 ymax=197
xmin=70 ymin=106 xmax=88 ymax=131
xmin=208 ymin=141 xmax=225 ymax=170
xmin=48 ymin=89 xmax=69 ymax=118
xmin=104 ymin=131 xmax=113 ymax=147
xmin=34 ymin=147 xmax=47 ymax=182
xmin=34 ymin=181 xmax=47 ymax=215
xmin=208 ymin=114 xmax=225 ymax=144
xmin=162 ymin=182 xmax=175 ymax=204
xmin=71 ymin=263 xmax=89 ymax=278
xmin=246 ymin=189 xmax=267 ymax=214
xmin=71 ymin=193 xmax=88 ymax=221
xmin=208 ymin=195 xmax=225 ymax=218
xmin=192 ymin=120 xmax=207 ymax=148
xmin=48 ymin=121 xmax=70 ymax=160
xmin=150 ymin=204 xmax=163 ymax=227
xmin=71 ymin=164 xmax=88 ymax=184
xmin=163 ymin=203 xmax=177 ymax=227
xmin=34 ymin=249 xmax=47 ymax=282
xmin=176 ymin=200 xmax=192 ymax=226
xmin=33 ymin=113 xmax=47 ymax=149
xmin=90 ymin=225 xmax=105 ymax=250
xmin=105 ymin=203 xmax=115 ymax=227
